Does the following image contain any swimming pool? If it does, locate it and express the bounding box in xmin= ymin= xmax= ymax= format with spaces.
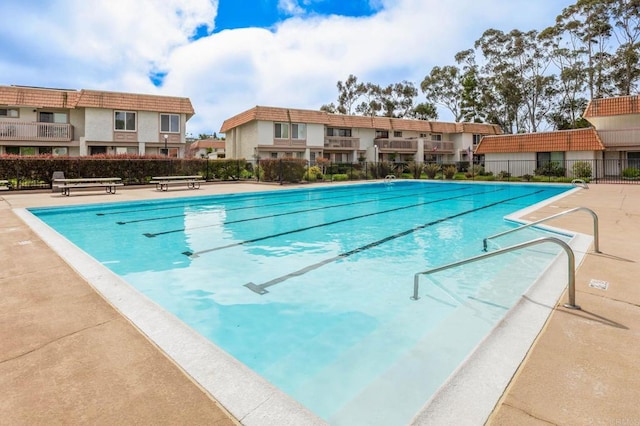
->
xmin=27 ymin=181 xmax=577 ymax=424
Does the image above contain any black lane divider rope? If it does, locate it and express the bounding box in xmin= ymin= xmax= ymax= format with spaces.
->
xmin=117 ymin=184 xmax=452 ymax=225
xmin=243 ymin=189 xmax=545 ymax=294
xmin=97 ymin=182 xmax=422 ymax=217
xmin=141 ymin=186 xmax=471 ymax=235
xmin=182 ymin=188 xmax=507 ymax=257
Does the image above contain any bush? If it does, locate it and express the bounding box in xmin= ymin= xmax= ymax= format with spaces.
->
xmin=497 ymin=170 xmax=511 ymax=180
xmin=259 ymin=158 xmax=308 ymax=182
xmin=534 ymin=161 xmax=565 ymax=177
xmin=303 ymin=165 xmax=323 ymax=182
xmin=571 ymin=161 xmax=592 ymax=178
xmin=622 ymin=167 xmax=640 ymax=179
xmin=332 ymin=174 xmax=349 ymax=181
xmin=424 ymin=163 xmax=440 ymax=179
xmin=407 ymin=161 xmax=424 ymax=179
xmin=443 ymin=165 xmax=457 ymax=179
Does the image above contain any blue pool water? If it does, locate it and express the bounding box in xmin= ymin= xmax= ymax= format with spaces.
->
xmin=31 ymin=181 xmax=572 ymax=424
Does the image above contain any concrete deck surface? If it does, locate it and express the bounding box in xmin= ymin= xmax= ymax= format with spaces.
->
xmin=1 ymin=182 xmax=638 ymax=424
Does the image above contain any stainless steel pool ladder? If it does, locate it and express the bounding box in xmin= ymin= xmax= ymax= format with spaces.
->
xmin=482 ymin=207 xmax=600 ymax=253
xmin=571 ymin=179 xmax=589 ymax=189
xmin=411 ymin=236 xmax=581 ymax=310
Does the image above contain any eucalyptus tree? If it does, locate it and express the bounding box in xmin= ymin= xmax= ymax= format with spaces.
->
xmin=410 ymin=102 xmax=439 ymax=120
xmin=609 ymin=0 xmax=640 ymax=94
xmin=420 ymin=65 xmax=463 ymax=121
xmin=378 ymin=81 xmax=418 ymax=118
xmin=455 ymin=49 xmax=487 ymax=123
xmin=475 ymin=28 xmax=556 ymax=133
xmin=336 ymin=74 xmax=365 ymax=114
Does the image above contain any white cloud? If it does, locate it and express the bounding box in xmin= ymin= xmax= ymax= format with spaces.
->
xmin=1 ymin=0 xmax=576 ymax=135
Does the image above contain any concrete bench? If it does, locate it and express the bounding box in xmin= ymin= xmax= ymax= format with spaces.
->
xmin=150 ymin=175 xmax=203 ymax=191
xmin=54 ymin=178 xmax=123 ymax=196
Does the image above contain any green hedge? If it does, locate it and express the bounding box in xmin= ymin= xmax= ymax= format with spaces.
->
xmin=259 ymin=158 xmax=307 ymax=182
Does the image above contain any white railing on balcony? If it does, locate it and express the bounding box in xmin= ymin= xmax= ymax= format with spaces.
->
xmin=375 ymin=139 xmax=417 ymax=151
xmin=0 ymin=121 xmax=73 ymax=142
xmin=273 ymin=138 xmax=307 ymax=146
xmin=424 ymin=140 xmax=455 ymax=153
xmin=597 ymin=128 xmax=640 ymax=147
xmin=324 ymin=136 xmax=360 ymax=149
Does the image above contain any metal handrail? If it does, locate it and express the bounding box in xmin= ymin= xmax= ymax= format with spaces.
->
xmin=412 ymin=236 xmax=580 ymax=310
xmin=483 ymin=207 xmax=600 ymax=253
xmin=571 ymin=179 xmax=589 ymax=189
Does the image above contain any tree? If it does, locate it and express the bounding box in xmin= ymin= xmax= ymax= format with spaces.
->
xmin=336 ymin=74 xmax=365 ymax=114
xmin=410 ymin=102 xmax=438 ymax=120
xmin=609 ymin=0 xmax=640 ymax=94
xmin=420 ymin=65 xmax=463 ymax=121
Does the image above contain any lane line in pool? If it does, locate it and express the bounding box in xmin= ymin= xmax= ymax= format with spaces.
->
xmin=97 ymin=182 xmax=427 ymax=217
xmin=140 ymin=186 xmax=471 ymax=233
xmin=243 ymin=189 xmax=545 ymax=294
xmin=185 ymin=188 xmax=508 ymax=258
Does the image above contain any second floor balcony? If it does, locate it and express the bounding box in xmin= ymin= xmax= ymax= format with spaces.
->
xmin=424 ymin=140 xmax=455 ymax=153
xmin=374 ymin=138 xmax=417 ymax=152
xmin=273 ymin=138 xmax=307 ymax=147
xmin=324 ymin=136 xmax=360 ymax=150
xmin=0 ymin=121 xmax=73 ymax=142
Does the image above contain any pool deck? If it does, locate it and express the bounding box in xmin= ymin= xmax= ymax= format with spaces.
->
xmin=1 ymin=182 xmax=639 ymax=424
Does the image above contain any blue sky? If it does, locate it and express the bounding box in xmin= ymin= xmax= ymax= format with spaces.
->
xmin=0 ymin=0 xmax=576 ymax=135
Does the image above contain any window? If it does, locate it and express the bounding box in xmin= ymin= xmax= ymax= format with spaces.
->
xmin=291 ymin=123 xmax=306 ymax=139
xmin=431 ymin=133 xmax=442 ymax=141
xmin=39 ymin=112 xmax=67 ymax=123
xmin=160 ymin=114 xmax=180 ymax=133
xmin=271 ymin=152 xmax=278 ymax=158
xmin=275 ymin=122 xmax=289 ymax=138
xmin=5 ymin=146 xmax=19 ymax=155
xmin=327 ymin=128 xmax=352 ymax=137
xmin=375 ymin=130 xmax=389 ymax=138
xmin=0 ymin=108 xmax=19 ymax=118
xmin=472 ymin=134 xmax=482 ymax=145
xmin=394 ymin=131 xmax=402 ymax=138
xmin=114 ymin=111 xmax=136 ymax=131
xmin=419 ymin=133 xmax=427 ymax=138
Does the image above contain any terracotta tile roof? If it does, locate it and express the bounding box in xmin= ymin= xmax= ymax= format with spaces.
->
xmin=220 ymin=105 xmax=502 ymax=135
xmin=0 ymin=85 xmax=194 ymax=118
xmin=584 ymin=95 xmax=640 ymax=118
xmin=189 ymin=140 xmax=225 ymax=150
xmin=476 ymin=128 xmax=605 ymax=154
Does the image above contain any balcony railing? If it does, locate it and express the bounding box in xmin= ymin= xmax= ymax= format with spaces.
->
xmin=597 ymin=128 xmax=640 ymax=147
xmin=0 ymin=121 xmax=73 ymax=142
xmin=324 ymin=136 xmax=360 ymax=149
xmin=374 ymin=138 xmax=417 ymax=152
xmin=424 ymin=140 xmax=455 ymax=153
xmin=273 ymin=138 xmax=307 ymax=147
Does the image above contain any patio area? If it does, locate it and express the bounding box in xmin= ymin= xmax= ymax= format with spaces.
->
xmin=1 ymin=182 xmax=639 ymax=425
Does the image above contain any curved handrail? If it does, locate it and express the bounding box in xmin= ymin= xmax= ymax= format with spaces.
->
xmin=572 ymin=179 xmax=589 ymax=189
xmin=412 ymin=236 xmax=580 ymax=310
xmin=483 ymin=207 xmax=600 ymax=253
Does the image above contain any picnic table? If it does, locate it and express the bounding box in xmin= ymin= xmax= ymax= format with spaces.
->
xmin=150 ymin=175 xmax=203 ymax=191
xmin=53 ymin=177 xmax=123 ymax=196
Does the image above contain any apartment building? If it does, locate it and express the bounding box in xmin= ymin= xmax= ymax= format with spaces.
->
xmin=0 ymin=85 xmax=194 ymax=157
xmin=220 ymin=106 xmax=502 ymax=163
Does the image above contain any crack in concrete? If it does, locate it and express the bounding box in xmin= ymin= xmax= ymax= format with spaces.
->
xmin=0 ymin=319 xmax=113 ymax=364
xmin=499 ymin=401 xmax=556 ymax=425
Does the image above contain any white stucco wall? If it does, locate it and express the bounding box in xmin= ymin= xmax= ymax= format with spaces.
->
xmin=138 ymin=111 xmax=158 ymax=142
xmin=588 ymin=114 xmax=639 ymax=130
xmin=84 ymin=108 xmax=113 ymax=141
xmin=306 ymin=123 xmax=324 ymax=148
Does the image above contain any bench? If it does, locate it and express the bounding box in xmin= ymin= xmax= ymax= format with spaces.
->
xmin=150 ymin=175 xmax=203 ymax=191
xmin=53 ymin=178 xmax=123 ymax=196
xmin=0 ymin=180 xmax=10 ymax=191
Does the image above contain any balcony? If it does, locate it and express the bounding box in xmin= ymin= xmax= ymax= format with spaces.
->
xmin=424 ymin=140 xmax=455 ymax=153
xmin=273 ymin=138 xmax=307 ymax=147
xmin=374 ymin=138 xmax=417 ymax=152
xmin=597 ymin=128 xmax=640 ymax=147
xmin=0 ymin=121 xmax=73 ymax=142
xmin=324 ymin=136 xmax=360 ymax=150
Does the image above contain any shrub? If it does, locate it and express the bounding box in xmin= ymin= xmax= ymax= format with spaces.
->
xmin=497 ymin=170 xmax=511 ymax=180
xmin=534 ymin=161 xmax=565 ymax=177
xmin=259 ymin=158 xmax=308 ymax=182
xmin=332 ymin=174 xmax=349 ymax=181
xmin=407 ymin=161 xmax=424 ymax=179
xmin=443 ymin=165 xmax=457 ymax=179
xmin=522 ymin=174 xmax=533 ymax=182
xmin=572 ymin=161 xmax=592 ymax=178
xmin=303 ymin=165 xmax=323 ymax=182
xmin=622 ymin=167 xmax=640 ymax=179
xmin=424 ymin=163 xmax=440 ymax=179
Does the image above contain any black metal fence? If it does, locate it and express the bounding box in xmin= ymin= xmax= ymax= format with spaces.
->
xmin=0 ymin=157 xmax=639 ymax=190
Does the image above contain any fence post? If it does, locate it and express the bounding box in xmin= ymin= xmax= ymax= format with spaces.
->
xmin=279 ymin=159 xmax=283 ymax=185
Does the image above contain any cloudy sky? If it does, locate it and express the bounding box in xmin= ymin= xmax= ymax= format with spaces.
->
xmin=1 ymin=0 xmax=575 ymax=136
